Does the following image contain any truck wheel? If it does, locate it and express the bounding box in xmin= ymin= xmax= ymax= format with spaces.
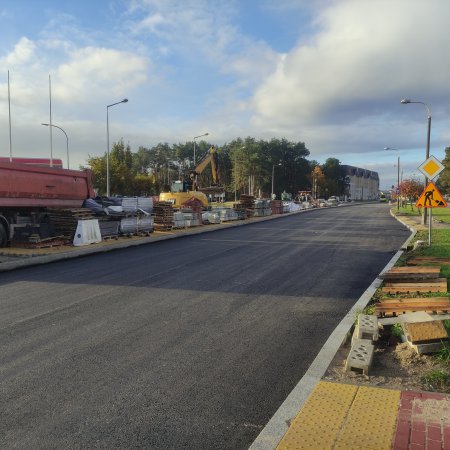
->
xmin=0 ymin=223 xmax=7 ymax=247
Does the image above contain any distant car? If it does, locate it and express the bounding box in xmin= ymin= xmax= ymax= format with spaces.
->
xmin=318 ymin=198 xmax=328 ymax=207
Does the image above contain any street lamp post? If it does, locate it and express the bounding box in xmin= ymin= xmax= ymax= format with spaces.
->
xmin=107 ymin=98 xmax=128 ymax=197
xmin=193 ymin=132 xmax=209 ymax=166
xmin=401 ymin=98 xmax=431 ymax=225
xmin=42 ymin=123 xmax=69 ymax=169
xmin=384 ymin=147 xmax=400 ymax=212
xmin=271 ymin=163 xmax=281 ymax=199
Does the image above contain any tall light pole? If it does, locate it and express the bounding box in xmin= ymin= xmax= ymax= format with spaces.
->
xmin=271 ymin=163 xmax=282 ymax=199
xmin=107 ymin=98 xmax=128 ymax=197
xmin=193 ymin=132 xmax=209 ymax=166
xmin=401 ymin=98 xmax=431 ymax=225
xmin=384 ymin=147 xmax=400 ymax=212
xmin=42 ymin=123 xmax=69 ymax=169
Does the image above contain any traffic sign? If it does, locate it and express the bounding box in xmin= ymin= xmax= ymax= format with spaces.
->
xmin=418 ymin=155 xmax=445 ymax=180
xmin=416 ymin=181 xmax=447 ymax=208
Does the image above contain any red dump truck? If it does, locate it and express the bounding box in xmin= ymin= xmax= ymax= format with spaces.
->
xmin=0 ymin=160 xmax=95 ymax=247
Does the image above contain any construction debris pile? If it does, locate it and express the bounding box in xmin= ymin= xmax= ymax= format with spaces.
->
xmin=345 ymin=256 xmax=450 ymax=377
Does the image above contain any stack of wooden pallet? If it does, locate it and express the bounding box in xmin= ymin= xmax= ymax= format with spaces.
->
xmin=239 ymin=195 xmax=255 ymax=218
xmin=271 ymin=200 xmax=283 ymax=215
xmin=376 ymin=265 xmax=449 ymax=317
xmin=48 ymin=208 xmax=96 ymax=239
xmin=152 ymin=202 xmax=174 ymax=231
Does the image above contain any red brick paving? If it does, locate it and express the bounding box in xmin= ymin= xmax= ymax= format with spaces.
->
xmin=393 ymin=391 xmax=450 ymax=450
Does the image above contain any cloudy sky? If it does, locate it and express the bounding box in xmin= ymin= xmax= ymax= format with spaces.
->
xmin=1 ymin=0 xmax=449 ymax=189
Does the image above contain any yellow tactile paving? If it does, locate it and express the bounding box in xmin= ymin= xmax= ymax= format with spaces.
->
xmin=276 ymin=382 xmax=401 ymax=450
xmin=334 ymin=385 xmax=400 ymax=450
xmin=276 ymin=382 xmax=358 ymax=450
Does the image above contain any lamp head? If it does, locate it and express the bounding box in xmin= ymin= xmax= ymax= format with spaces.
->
xmin=400 ymin=98 xmax=411 ymax=104
xmin=122 ymin=98 xmax=128 ymax=103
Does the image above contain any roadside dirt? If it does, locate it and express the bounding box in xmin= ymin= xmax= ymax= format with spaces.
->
xmin=323 ymin=331 xmax=450 ymax=393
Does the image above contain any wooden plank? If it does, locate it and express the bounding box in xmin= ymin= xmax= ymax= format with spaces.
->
xmin=407 ymin=257 xmax=450 ymax=266
xmin=375 ymin=305 xmax=450 ymax=317
xmin=382 ymin=278 xmax=447 ymax=294
xmin=382 ymin=267 xmax=440 ymax=280
xmin=379 ymin=297 xmax=449 ymax=304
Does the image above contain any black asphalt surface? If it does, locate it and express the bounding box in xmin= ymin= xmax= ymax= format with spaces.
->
xmin=0 ymin=204 xmax=409 ymax=449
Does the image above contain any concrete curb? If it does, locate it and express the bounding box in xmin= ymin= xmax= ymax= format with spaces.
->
xmin=249 ymin=212 xmax=415 ymax=450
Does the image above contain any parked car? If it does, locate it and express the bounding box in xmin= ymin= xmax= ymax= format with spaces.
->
xmin=317 ymin=198 xmax=328 ymax=207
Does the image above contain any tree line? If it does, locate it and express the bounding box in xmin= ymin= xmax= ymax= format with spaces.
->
xmin=84 ymin=137 xmax=353 ymax=199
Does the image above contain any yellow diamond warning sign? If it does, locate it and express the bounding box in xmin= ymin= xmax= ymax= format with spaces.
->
xmin=416 ymin=181 xmax=447 ymax=208
xmin=418 ymin=156 xmax=445 ymax=179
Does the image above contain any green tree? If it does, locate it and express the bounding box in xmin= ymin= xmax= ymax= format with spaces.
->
xmin=321 ymin=158 xmax=341 ymax=197
xmin=437 ymin=147 xmax=450 ymax=194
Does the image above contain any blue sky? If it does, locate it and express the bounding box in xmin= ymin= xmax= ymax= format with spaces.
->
xmin=1 ymin=0 xmax=450 ymax=189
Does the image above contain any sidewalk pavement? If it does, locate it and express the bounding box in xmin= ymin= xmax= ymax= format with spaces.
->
xmin=276 ymin=381 xmax=450 ymax=450
xmin=251 ymin=208 xmax=449 ymax=450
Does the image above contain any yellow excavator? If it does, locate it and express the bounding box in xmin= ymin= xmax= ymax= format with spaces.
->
xmin=159 ymin=146 xmax=222 ymax=207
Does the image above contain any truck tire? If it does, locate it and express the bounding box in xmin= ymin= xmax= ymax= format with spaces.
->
xmin=0 ymin=223 xmax=7 ymax=247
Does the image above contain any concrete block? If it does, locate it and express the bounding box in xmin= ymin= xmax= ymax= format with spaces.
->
xmin=345 ymin=339 xmax=374 ymax=376
xmin=354 ymin=314 xmax=379 ymax=342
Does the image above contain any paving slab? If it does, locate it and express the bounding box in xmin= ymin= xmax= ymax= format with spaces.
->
xmin=276 ymin=382 xmax=450 ymax=450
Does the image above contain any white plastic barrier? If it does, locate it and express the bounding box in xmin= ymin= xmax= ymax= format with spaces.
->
xmin=73 ymin=219 xmax=102 ymax=246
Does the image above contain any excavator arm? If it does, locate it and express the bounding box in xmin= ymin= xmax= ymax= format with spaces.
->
xmin=191 ymin=146 xmax=220 ymax=190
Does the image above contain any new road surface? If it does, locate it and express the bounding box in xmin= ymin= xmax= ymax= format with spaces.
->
xmin=0 ymin=204 xmax=409 ymax=449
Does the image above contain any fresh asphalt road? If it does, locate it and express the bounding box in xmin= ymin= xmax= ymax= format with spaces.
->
xmin=0 ymin=204 xmax=409 ymax=449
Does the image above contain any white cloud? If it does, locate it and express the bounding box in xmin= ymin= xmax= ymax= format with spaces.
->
xmin=250 ymin=0 xmax=450 ymax=153
xmin=55 ymin=47 xmax=149 ymax=103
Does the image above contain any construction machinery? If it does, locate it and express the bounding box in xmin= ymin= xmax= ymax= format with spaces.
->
xmin=0 ymin=159 xmax=94 ymax=246
xmin=159 ymin=146 xmax=222 ymax=207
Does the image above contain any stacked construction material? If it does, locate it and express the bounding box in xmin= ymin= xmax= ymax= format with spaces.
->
xmin=232 ymin=203 xmax=247 ymax=220
xmin=137 ymin=197 xmax=154 ymax=213
xmin=48 ymin=208 xmax=96 ymax=239
xmin=97 ymin=218 xmax=120 ymax=239
xmin=239 ymin=195 xmax=255 ymax=218
xmin=11 ymin=223 xmax=66 ymax=248
xmin=375 ymin=263 xmax=450 ymax=355
xmin=254 ymin=199 xmax=272 ymax=217
xmin=271 ymin=200 xmax=283 ymax=215
xmin=202 ymin=211 xmax=221 ymax=224
xmin=213 ymin=207 xmax=238 ymax=222
xmin=179 ymin=207 xmax=202 ymax=227
xmin=153 ymin=202 xmax=174 ymax=231
xmin=173 ymin=211 xmax=186 ymax=229
xmin=402 ymin=320 xmax=449 ymax=354
xmin=119 ymin=215 xmax=154 ymax=235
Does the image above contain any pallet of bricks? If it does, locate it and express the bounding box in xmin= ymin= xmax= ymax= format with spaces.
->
xmin=48 ymin=208 xmax=96 ymax=242
xmin=152 ymin=202 xmax=174 ymax=231
xmin=239 ymin=195 xmax=255 ymax=218
xmin=271 ymin=199 xmax=283 ymax=215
